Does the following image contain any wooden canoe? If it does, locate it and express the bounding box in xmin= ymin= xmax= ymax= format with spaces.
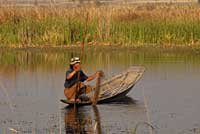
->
xmin=60 ymin=66 xmax=145 ymax=106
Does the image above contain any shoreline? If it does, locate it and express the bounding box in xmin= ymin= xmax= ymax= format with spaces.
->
xmin=1 ymin=44 xmax=200 ymax=54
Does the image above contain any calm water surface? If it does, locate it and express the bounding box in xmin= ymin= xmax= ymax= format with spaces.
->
xmin=0 ymin=49 xmax=200 ymax=134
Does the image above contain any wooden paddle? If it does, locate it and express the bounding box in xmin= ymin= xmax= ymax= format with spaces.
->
xmin=92 ymin=71 xmax=104 ymax=106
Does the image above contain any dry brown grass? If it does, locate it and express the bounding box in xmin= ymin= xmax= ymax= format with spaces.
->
xmin=0 ymin=4 xmax=200 ymax=47
xmin=1 ymin=4 xmax=200 ymax=22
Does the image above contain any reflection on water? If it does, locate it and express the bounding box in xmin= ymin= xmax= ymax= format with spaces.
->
xmin=64 ymin=97 xmax=136 ymax=134
xmin=105 ymin=96 xmax=137 ymax=105
xmin=0 ymin=49 xmax=200 ymax=134
xmin=64 ymin=106 xmax=101 ymax=134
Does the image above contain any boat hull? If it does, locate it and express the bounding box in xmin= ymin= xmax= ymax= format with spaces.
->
xmin=60 ymin=84 xmax=135 ymax=106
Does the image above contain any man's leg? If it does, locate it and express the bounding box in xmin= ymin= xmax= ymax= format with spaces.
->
xmin=64 ymin=88 xmax=76 ymax=101
xmin=64 ymin=84 xmax=79 ymax=101
xmin=79 ymin=83 xmax=93 ymax=94
xmin=77 ymin=84 xmax=93 ymax=102
xmin=85 ymin=85 xmax=93 ymax=93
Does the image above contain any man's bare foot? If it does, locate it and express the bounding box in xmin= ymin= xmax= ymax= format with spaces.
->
xmin=69 ymin=98 xmax=81 ymax=103
xmin=76 ymin=99 xmax=81 ymax=102
xmin=69 ymin=98 xmax=75 ymax=102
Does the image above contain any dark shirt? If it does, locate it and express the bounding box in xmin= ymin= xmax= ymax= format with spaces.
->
xmin=64 ymin=69 xmax=88 ymax=88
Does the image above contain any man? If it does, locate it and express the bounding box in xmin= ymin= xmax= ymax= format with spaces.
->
xmin=64 ymin=57 xmax=100 ymax=102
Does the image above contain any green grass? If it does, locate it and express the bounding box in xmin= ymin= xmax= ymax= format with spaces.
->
xmin=0 ymin=4 xmax=200 ymax=47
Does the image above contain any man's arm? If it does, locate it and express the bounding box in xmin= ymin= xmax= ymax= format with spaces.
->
xmin=66 ymin=64 xmax=81 ymax=80
xmin=86 ymin=71 xmax=102 ymax=81
xmin=66 ymin=70 xmax=77 ymax=80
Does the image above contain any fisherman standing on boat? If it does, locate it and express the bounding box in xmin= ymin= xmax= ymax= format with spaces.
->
xmin=64 ymin=57 xmax=100 ymax=102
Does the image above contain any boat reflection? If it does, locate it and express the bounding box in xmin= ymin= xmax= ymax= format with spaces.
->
xmin=101 ymin=96 xmax=138 ymax=105
xmin=64 ymin=106 xmax=101 ymax=134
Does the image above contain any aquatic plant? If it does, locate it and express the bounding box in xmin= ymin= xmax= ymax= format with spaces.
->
xmin=0 ymin=4 xmax=200 ymax=47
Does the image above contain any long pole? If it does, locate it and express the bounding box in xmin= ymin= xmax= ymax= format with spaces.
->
xmin=74 ymin=12 xmax=89 ymax=106
xmin=80 ymin=12 xmax=89 ymax=60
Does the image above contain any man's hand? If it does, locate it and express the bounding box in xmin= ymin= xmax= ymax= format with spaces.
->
xmin=73 ymin=64 xmax=81 ymax=72
xmin=86 ymin=71 xmax=104 ymax=82
xmin=96 ymin=70 xmax=104 ymax=78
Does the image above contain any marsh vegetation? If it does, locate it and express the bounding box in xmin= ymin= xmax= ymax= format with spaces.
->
xmin=0 ymin=4 xmax=200 ymax=47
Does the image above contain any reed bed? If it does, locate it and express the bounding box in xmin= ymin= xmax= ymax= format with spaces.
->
xmin=0 ymin=4 xmax=200 ymax=47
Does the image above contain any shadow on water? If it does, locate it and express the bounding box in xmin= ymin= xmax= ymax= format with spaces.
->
xmin=100 ymin=96 xmax=138 ymax=105
xmin=64 ymin=106 xmax=101 ymax=134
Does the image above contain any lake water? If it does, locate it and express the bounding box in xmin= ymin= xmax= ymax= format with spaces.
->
xmin=0 ymin=48 xmax=200 ymax=134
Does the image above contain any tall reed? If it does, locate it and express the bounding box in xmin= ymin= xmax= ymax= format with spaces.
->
xmin=0 ymin=4 xmax=200 ymax=47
